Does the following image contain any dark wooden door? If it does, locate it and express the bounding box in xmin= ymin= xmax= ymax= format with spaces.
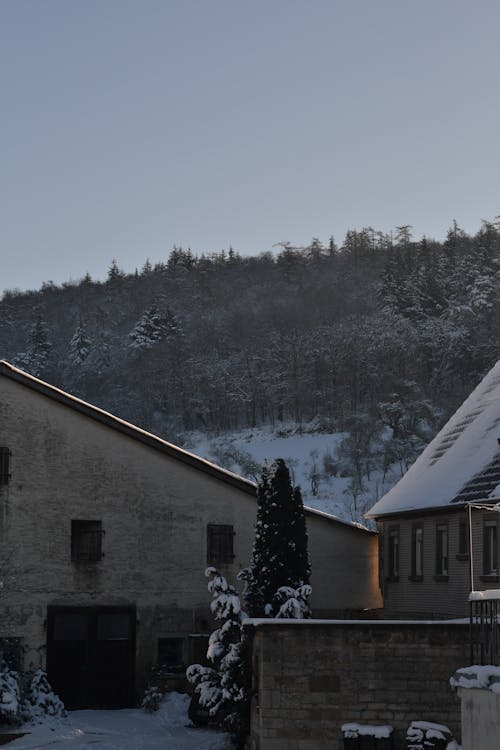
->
xmin=46 ymin=607 xmax=136 ymax=710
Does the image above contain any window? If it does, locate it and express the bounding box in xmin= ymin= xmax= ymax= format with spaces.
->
xmin=0 ymin=448 xmax=11 ymax=485
xmin=458 ymin=519 xmax=469 ymax=558
xmin=411 ymin=526 xmax=424 ymax=580
xmin=207 ymin=524 xmax=234 ymax=564
xmin=157 ymin=638 xmax=184 ymax=672
xmin=435 ymin=524 xmax=449 ymax=577
xmin=0 ymin=638 xmax=22 ymax=671
xmin=71 ymin=520 xmax=103 ymax=562
xmin=483 ymin=521 xmax=498 ymax=576
xmin=387 ymin=526 xmax=399 ymax=580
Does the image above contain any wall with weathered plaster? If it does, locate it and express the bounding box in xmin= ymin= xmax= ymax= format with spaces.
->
xmin=248 ymin=620 xmax=468 ymax=750
xmin=459 ymin=687 xmax=500 ymax=750
xmin=0 ymin=372 xmax=380 ymax=698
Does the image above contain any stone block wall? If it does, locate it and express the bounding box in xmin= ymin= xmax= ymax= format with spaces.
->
xmin=247 ymin=620 xmax=469 ymax=750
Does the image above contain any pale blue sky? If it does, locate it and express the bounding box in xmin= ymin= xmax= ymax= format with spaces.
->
xmin=1 ymin=0 xmax=499 ymax=292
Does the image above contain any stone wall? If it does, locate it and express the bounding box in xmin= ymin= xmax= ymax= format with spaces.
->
xmin=247 ymin=620 xmax=469 ymax=750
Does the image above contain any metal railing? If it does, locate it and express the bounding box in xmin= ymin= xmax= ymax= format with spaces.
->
xmin=469 ymin=593 xmax=500 ymax=665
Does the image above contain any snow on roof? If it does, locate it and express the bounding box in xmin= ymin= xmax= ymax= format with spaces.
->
xmin=367 ymin=359 xmax=500 ymax=518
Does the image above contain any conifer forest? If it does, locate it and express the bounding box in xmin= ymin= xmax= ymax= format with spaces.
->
xmin=1 ymin=220 xmax=500 ymax=488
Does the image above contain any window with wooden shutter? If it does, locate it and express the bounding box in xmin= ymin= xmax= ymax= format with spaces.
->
xmin=71 ymin=520 xmax=103 ymax=562
xmin=207 ymin=524 xmax=235 ymax=564
xmin=0 ymin=448 xmax=11 ymax=485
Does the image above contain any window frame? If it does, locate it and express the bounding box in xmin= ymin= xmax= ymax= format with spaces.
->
xmin=207 ymin=524 xmax=235 ymax=565
xmin=435 ymin=522 xmax=449 ymax=580
xmin=410 ymin=524 xmax=424 ymax=581
xmin=457 ymin=517 xmax=469 ymax=561
xmin=0 ymin=447 xmax=11 ymax=486
xmin=71 ymin=520 xmax=104 ymax=563
xmin=157 ymin=637 xmax=185 ymax=673
xmin=483 ymin=519 xmax=498 ymax=577
xmin=387 ymin=525 xmax=400 ymax=582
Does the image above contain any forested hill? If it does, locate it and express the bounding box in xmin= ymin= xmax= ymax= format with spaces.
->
xmin=2 ymin=221 xmax=500 ymax=485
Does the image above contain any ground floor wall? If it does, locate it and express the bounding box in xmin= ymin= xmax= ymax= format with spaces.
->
xmin=0 ymin=597 xmax=211 ymax=708
xmin=247 ymin=620 xmax=469 ymax=750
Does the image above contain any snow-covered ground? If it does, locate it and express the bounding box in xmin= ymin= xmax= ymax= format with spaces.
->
xmin=1 ymin=694 xmax=230 ymax=750
xmin=183 ymin=423 xmax=403 ymax=525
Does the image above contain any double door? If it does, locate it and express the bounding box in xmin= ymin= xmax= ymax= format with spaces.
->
xmin=47 ymin=606 xmax=136 ymax=710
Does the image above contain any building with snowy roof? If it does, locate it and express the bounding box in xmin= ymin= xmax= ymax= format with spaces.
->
xmin=367 ymin=359 xmax=500 ymax=618
xmin=0 ymin=361 xmax=381 ymax=709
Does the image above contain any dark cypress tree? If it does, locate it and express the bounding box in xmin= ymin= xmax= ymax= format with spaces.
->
xmin=244 ymin=459 xmax=311 ymax=617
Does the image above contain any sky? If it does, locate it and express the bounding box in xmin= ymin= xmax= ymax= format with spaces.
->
xmin=1 ymin=0 xmax=499 ymax=293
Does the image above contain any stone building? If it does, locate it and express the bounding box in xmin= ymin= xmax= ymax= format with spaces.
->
xmin=368 ymin=358 xmax=500 ymax=618
xmin=0 ymin=361 xmax=381 ymax=708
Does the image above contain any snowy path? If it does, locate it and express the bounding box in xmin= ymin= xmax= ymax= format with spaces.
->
xmin=1 ymin=695 xmax=230 ymax=750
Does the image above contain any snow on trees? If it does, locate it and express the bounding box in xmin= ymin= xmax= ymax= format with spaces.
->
xmin=243 ymin=458 xmax=311 ymax=618
xmin=22 ymin=670 xmax=66 ymax=721
xmin=15 ymin=314 xmax=52 ymax=378
xmin=128 ymin=306 xmax=180 ymax=350
xmin=274 ymin=584 xmax=312 ymax=618
xmin=186 ymin=568 xmax=249 ymax=741
xmin=69 ymin=320 xmax=91 ymax=366
xmin=0 ymin=667 xmax=21 ymax=724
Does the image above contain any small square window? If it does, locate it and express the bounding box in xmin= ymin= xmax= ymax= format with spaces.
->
xmin=0 ymin=637 xmax=22 ymax=671
xmin=0 ymin=448 xmax=11 ymax=486
xmin=71 ymin=520 xmax=103 ymax=562
xmin=207 ymin=524 xmax=235 ymax=565
xmin=158 ymin=638 xmax=184 ymax=672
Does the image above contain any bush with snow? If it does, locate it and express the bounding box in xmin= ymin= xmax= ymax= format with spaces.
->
xmin=22 ymin=669 xmax=66 ymax=722
xmin=0 ymin=667 xmax=21 ymax=725
xmin=141 ymin=685 xmax=163 ymax=713
xmin=274 ymin=584 xmax=312 ymax=618
xmin=186 ymin=567 xmax=249 ymax=745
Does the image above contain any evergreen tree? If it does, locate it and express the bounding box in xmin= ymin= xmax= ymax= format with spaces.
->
xmin=128 ymin=306 xmax=180 ymax=350
xmin=16 ymin=314 xmax=51 ymax=377
xmin=244 ymin=459 xmax=311 ymax=617
xmin=69 ymin=319 xmax=91 ymax=366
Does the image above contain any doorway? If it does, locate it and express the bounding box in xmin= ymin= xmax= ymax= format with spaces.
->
xmin=46 ymin=606 xmax=136 ymax=709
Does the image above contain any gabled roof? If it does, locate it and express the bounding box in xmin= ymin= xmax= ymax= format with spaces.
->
xmin=0 ymin=361 xmax=371 ymax=533
xmin=0 ymin=360 xmax=256 ymax=495
xmin=367 ymin=359 xmax=500 ymax=518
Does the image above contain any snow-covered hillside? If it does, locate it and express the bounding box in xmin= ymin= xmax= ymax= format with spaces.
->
xmin=183 ymin=423 xmax=407 ymax=526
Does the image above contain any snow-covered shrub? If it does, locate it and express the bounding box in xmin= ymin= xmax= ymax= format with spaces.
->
xmin=406 ymin=720 xmax=452 ymax=750
xmin=0 ymin=667 xmax=21 ymax=725
xmin=22 ymin=669 xmax=66 ymax=722
xmin=274 ymin=584 xmax=312 ymax=619
xmin=141 ymin=685 xmax=163 ymax=713
xmin=186 ymin=567 xmax=250 ymax=745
